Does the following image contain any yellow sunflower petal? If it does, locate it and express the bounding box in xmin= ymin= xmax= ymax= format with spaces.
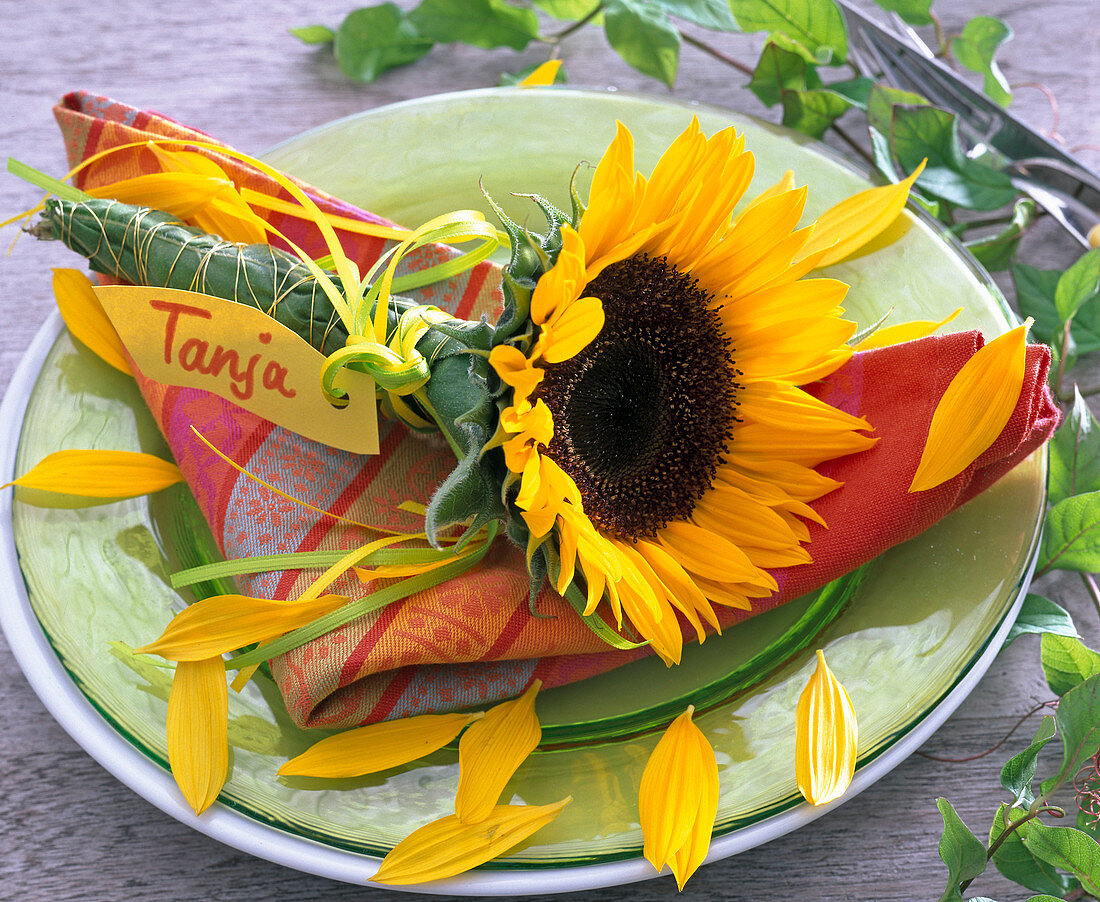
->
xmin=489 ymin=343 xmax=544 ymax=402
xmin=370 ymin=799 xmax=571 ymax=886
xmin=4 ymin=449 xmax=183 ymax=498
xmin=539 ymin=295 xmax=605 ymax=364
xmin=519 ymin=59 xmax=562 ymax=86
xmin=135 ymin=593 xmax=349 ymax=661
xmin=86 ymin=172 xmax=228 ymax=218
xmin=718 ymin=277 xmax=849 ymax=335
xmin=734 ymin=169 xmax=796 ymax=221
xmin=639 ymin=705 xmax=718 ymax=887
xmin=614 ymin=541 xmax=683 ymax=665
xmin=658 ymin=520 xmax=776 ymax=588
xmin=909 ymin=321 xmax=1028 ymax=492
xmin=799 ymin=161 xmax=925 ymax=268
xmin=796 ymin=649 xmax=858 ymax=806
xmin=578 ymin=121 xmax=642 ymax=267
xmin=455 ymin=681 xmax=542 ymax=824
xmin=691 ymin=188 xmax=808 ymax=291
xmin=635 ymin=538 xmax=717 ymax=639
xmin=853 ymin=307 xmax=963 ymax=351
xmin=278 ymin=712 xmax=480 ymax=778
xmin=52 ymin=268 xmax=132 ymax=374
xmin=530 ymin=226 xmax=586 ymax=325
xmin=167 ymin=656 xmax=229 ymax=815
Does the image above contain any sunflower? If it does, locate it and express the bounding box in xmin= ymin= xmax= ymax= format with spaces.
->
xmin=489 ymin=119 xmax=884 ymax=666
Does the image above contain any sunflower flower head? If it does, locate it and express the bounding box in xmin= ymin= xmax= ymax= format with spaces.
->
xmin=487 ymin=118 xmax=899 ymax=659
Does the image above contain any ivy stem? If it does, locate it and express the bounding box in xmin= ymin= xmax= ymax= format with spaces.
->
xmin=680 ymin=32 xmax=754 ymax=76
xmin=545 ymin=3 xmax=603 ymax=44
xmin=830 ymin=123 xmax=876 ymax=167
xmin=961 ymin=804 xmax=1065 ymax=893
xmin=1055 ymin=317 xmax=1074 ymax=404
xmin=1083 ymin=573 xmax=1100 ymax=621
xmin=930 ymin=12 xmax=949 ymax=58
xmin=917 ymin=700 xmax=1055 ymax=763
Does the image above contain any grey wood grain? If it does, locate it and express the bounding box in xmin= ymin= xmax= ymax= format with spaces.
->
xmin=1 ymin=1 xmax=1098 ymax=900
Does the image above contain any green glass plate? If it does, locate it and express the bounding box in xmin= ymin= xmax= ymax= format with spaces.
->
xmin=2 ymin=88 xmax=1045 ymax=890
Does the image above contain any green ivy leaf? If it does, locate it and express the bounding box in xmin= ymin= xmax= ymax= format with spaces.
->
xmin=730 ymin=0 xmax=848 ymax=64
xmin=867 ymin=84 xmax=929 ymax=135
xmin=1045 ymin=673 xmax=1100 ymax=794
xmin=1012 ymin=262 xmax=1063 ymax=345
xmin=1055 ymin=248 xmax=1100 ymax=322
xmin=964 ymin=198 xmax=1037 ymax=271
xmin=890 ymin=104 xmax=1016 ymax=210
xmin=872 ymin=0 xmax=932 ymax=26
xmin=827 ymin=76 xmax=875 ymax=109
xmin=952 ymin=16 xmax=1013 ymax=108
xmin=1013 ymin=262 xmax=1100 ymax=365
xmin=333 ymin=4 xmax=433 ymax=82
xmin=749 ymin=39 xmax=813 ymax=107
xmin=990 ymin=802 xmax=1080 ymax=897
xmin=409 ymin=0 xmax=540 ymax=49
xmin=1051 ymin=388 xmax=1100 ymax=504
xmin=603 ymin=0 xmax=681 ymax=87
xmin=1039 ymin=491 xmax=1100 ymax=574
xmin=1005 ymin=594 xmax=1079 ymax=647
xmin=1022 ymin=822 xmax=1100 ymax=898
xmin=530 ymin=0 xmax=601 ymax=20
xmin=780 ymin=88 xmax=853 ymax=138
xmin=652 ymin=0 xmax=740 ymax=31
xmin=936 ymin=798 xmax=988 ymax=902
xmin=290 ymin=24 xmax=336 ymax=44
xmin=999 ymin=716 xmax=1057 ymax=808
xmin=1041 ymin=634 xmax=1100 ymax=697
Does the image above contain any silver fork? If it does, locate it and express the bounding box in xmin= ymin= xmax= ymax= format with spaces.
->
xmin=838 ymin=0 xmax=1100 ymax=248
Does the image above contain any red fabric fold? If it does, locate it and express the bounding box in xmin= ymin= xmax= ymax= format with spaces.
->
xmin=53 ymin=92 xmax=1059 ymax=729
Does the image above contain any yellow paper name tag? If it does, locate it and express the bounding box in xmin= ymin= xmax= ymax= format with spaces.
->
xmin=94 ymin=285 xmax=379 ymax=455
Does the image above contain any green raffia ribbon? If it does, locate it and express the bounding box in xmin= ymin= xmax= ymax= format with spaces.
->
xmin=224 ymin=522 xmax=499 ymax=671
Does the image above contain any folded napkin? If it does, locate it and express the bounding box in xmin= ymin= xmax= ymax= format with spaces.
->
xmin=55 ymin=91 xmax=1059 ymax=729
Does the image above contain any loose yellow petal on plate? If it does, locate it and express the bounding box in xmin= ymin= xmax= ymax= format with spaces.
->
xmin=279 ymin=712 xmax=481 ymax=778
xmin=52 ymin=268 xmax=132 ymax=374
xmin=853 ymin=307 xmax=963 ymax=351
xmin=518 ymin=59 xmax=562 ymax=86
xmin=795 ymin=649 xmax=858 ymax=806
xmin=639 ymin=706 xmax=719 ymax=887
xmin=370 ymin=798 xmax=571 ymax=886
xmin=135 ymin=593 xmax=349 ymax=661
xmin=801 ymin=161 xmax=926 ymax=268
xmin=455 ymin=681 xmax=542 ymax=824
xmin=3 ymin=449 xmax=183 ymax=498
xmin=909 ymin=321 xmax=1028 ymax=492
xmin=168 ymin=656 xmax=229 ymax=815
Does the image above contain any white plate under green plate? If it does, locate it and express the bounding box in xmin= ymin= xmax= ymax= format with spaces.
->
xmin=0 ymin=88 xmax=1045 ymax=892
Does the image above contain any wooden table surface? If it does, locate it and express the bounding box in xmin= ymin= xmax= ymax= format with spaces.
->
xmin=2 ymin=2 xmax=1099 ymax=900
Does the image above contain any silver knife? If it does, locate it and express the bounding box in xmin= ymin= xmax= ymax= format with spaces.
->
xmin=837 ymin=0 xmax=1100 ymax=248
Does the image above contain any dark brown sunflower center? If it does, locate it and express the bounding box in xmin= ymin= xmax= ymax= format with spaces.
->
xmin=535 ymin=253 xmax=741 ymax=538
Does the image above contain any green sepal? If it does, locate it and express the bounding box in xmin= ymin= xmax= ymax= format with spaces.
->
xmin=422 ymin=353 xmax=510 ymax=547
xmin=568 ymin=165 xmax=587 ymax=227
xmin=562 ymin=580 xmax=645 ymax=650
xmin=526 ymin=541 xmax=552 ymax=616
xmin=848 ymin=307 xmax=895 ymax=347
